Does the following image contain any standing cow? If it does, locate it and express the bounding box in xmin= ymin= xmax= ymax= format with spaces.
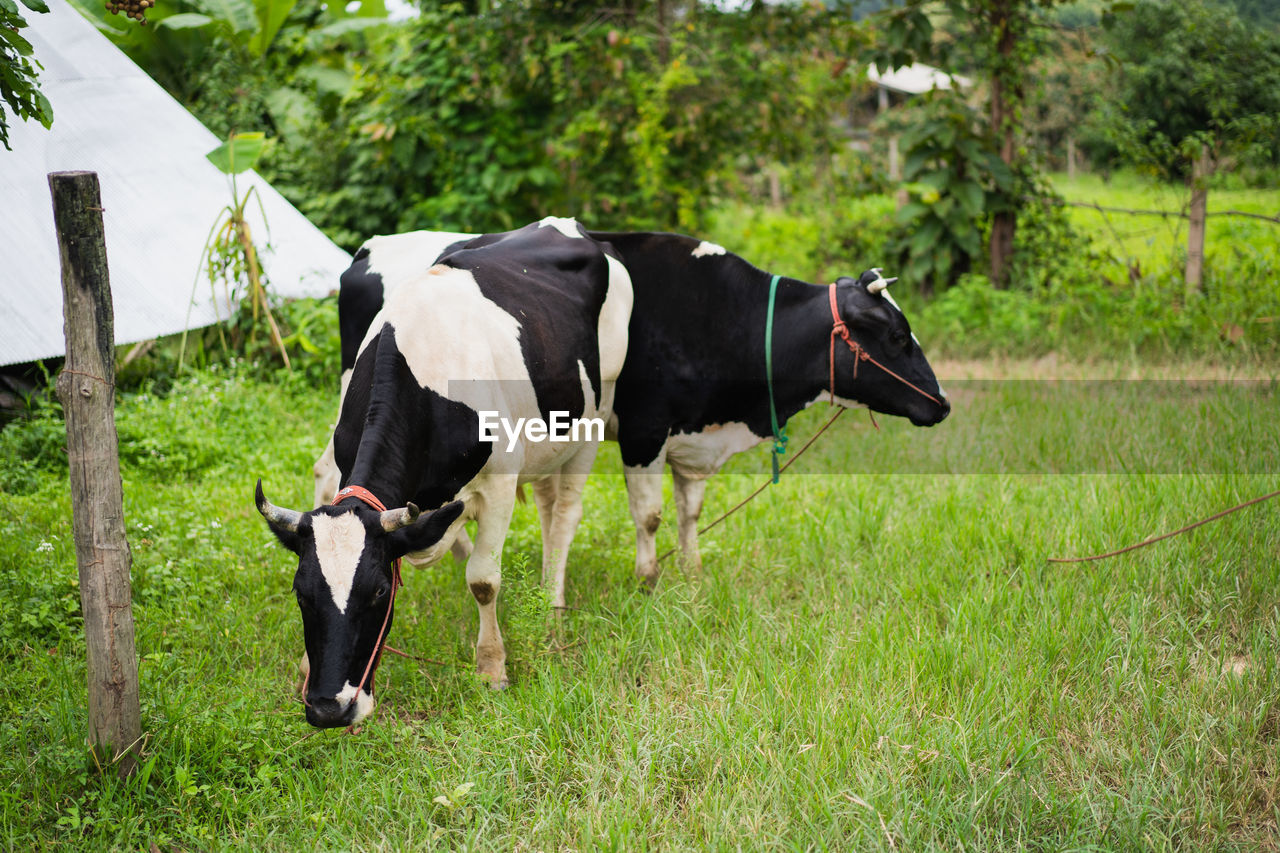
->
xmin=258 ymin=218 xmax=632 ymax=728
xmin=313 ymin=227 xmax=949 ymax=591
xmin=591 ymin=231 xmax=949 ymax=585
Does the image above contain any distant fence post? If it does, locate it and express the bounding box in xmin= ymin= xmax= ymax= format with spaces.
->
xmin=1185 ymin=146 xmax=1210 ymax=295
xmin=49 ymin=171 xmax=141 ymax=778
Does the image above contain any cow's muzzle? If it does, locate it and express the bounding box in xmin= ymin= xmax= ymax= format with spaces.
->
xmin=910 ymin=395 xmax=951 ymax=427
xmin=306 ymin=695 xmax=358 ymax=729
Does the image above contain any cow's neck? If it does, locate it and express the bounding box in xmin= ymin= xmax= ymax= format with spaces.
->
xmin=754 ymin=274 xmax=843 ymax=432
xmin=337 ymin=336 xmax=428 ymax=511
xmin=345 ymin=441 xmax=419 ymax=511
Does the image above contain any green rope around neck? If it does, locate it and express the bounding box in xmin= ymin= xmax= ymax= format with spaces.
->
xmin=765 ymin=274 xmax=788 ymax=484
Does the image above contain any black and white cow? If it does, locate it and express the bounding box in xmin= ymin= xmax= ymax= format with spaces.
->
xmin=313 ymin=227 xmax=949 ymax=590
xmin=590 ymin=231 xmax=949 ymax=584
xmin=258 ymin=217 xmax=632 ymax=728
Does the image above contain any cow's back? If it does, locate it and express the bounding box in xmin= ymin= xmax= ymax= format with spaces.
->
xmin=589 ymin=230 xmax=768 ymax=468
xmin=335 ymin=220 xmax=631 ymax=506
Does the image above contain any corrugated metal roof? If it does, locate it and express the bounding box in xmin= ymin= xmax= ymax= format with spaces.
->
xmin=0 ymin=0 xmax=354 ymax=366
xmin=867 ymin=63 xmax=971 ymax=95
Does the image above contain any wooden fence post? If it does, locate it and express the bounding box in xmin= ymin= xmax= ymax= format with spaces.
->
xmin=49 ymin=171 xmax=141 ymax=778
xmin=1185 ymin=146 xmax=1211 ymax=295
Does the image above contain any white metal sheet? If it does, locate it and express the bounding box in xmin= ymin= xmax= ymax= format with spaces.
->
xmin=0 ymin=0 xmax=354 ymax=366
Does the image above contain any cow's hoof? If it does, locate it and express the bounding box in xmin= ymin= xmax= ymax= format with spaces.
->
xmin=636 ymin=573 xmax=659 ymax=593
xmin=679 ymin=555 xmax=703 ymax=574
xmin=479 ymin=670 xmax=509 ymax=691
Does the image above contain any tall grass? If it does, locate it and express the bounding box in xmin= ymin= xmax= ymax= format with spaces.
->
xmin=1 ymin=359 xmax=1276 ymax=850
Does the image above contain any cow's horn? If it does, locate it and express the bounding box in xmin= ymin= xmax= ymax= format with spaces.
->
xmin=380 ymin=503 xmax=421 ymax=533
xmin=255 ymin=479 xmax=303 ymax=532
xmin=867 ymin=274 xmax=894 ymax=294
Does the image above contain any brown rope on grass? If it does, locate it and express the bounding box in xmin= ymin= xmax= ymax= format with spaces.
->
xmin=1048 ymin=488 xmax=1280 ymax=563
xmin=656 ymin=407 xmax=848 ymax=565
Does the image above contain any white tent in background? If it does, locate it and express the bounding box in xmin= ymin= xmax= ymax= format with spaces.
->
xmin=0 ymin=0 xmax=353 ymax=367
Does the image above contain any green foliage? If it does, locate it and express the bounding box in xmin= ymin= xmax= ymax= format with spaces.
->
xmin=917 ymin=273 xmax=1053 ymax=353
xmin=204 ymin=130 xmax=271 ymax=173
xmin=0 ymin=0 xmax=53 ymax=150
xmin=705 ymin=169 xmax=1279 ymax=362
xmin=185 ymin=132 xmax=294 ymax=370
xmin=0 ymin=392 xmax=67 ymax=493
xmin=69 ymin=0 xmax=376 ymax=142
xmin=693 ymin=145 xmax=894 ymax=283
xmin=861 ymin=0 xmax=1075 ymax=287
xmin=261 ymin=3 xmax=853 ymax=246
xmin=885 ymin=94 xmax=1015 ymax=292
xmin=497 ymin=551 xmax=552 ymax=684
xmin=1231 ymin=0 xmax=1280 ymax=25
xmin=1099 ymin=0 xmax=1280 ymax=179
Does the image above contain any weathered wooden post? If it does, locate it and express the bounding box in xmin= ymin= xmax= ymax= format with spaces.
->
xmin=1185 ymin=145 xmax=1211 ymax=294
xmin=49 ymin=171 xmax=141 ymax=778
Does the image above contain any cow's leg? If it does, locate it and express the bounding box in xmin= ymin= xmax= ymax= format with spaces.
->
xmin=449 ymin=529 xmax=473 ymax=562
xmin=533 ymin=447 xmax=597 ymax=610
xmin=671 ymin=469 xmax=707 ymax=572
xmin=467 ymin=482 xmax=517 ymax=689
xmin=623 ymin=453 xmax=667 ymax=588
xmin=531 ymin=473 xmax=559 ymax=581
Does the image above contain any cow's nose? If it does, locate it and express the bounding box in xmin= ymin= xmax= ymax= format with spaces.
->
xmin=305 ymin=696 xmax=352 ymax=729
xmin=936 ymin=396 xmax=951 ymax=422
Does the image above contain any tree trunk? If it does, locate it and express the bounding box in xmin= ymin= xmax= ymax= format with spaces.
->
xmin=768 ymin=168 xmax=782 ymax=207
xmin=889 ymin=135 xmax=908 ymax=209
xmin=987 ymin=0 xmax=1019 ymax=289
xmin=1185 ymin=146 xmax=1210 ymax=294
xmin=656 ymin=0 xmax=668 ymax=65
xmin=49 ymin=171 xmax=141 ymax=779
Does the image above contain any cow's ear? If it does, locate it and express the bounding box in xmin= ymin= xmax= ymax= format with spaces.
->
xmin=265 ymin=522 xmax=304 ymax=555
xmin=388 ymin=500 xmax=465 ymax=558
xmin=256 ymin=479 xmax=305 ymax=554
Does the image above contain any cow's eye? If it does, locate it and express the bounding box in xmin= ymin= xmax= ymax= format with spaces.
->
xmin=371 ymin=584 xmax=391 ymax=605
xmin=892 ymin=330 xmax=910 ymax=349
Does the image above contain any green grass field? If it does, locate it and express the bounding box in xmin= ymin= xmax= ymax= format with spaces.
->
xmin=2 ymin=358 xmax=1277 ymax=850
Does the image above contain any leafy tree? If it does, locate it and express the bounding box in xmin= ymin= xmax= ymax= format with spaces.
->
xmin=878 ymin=94 xmax=1013 ymax=293
xmin=1230 ymin=0 xmax=1280 ymax=27
xmin=1 ymin=0 xmax=53 ymax=150
xmin=864 ymin=0 xmax=1075 ymax=289
xmin=74 ymin=0 xmax=854 ymax=248
xmin=1100 ymin=0 xmax=1280 ymax=289
xmin=273 ymin=2 xmax=854 ymax=246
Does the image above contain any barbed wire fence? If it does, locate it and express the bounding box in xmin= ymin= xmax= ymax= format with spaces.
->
xmin=1027 ymin=191 xmax=1280 ymax=277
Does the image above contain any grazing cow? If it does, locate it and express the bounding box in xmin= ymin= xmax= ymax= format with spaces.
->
xmin=313 ymin=227 xmax=949 ymax=590
xmin=257 ymin=217 xmax=632 ymax=728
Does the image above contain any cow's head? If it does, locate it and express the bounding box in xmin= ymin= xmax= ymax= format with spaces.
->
xmin=830 ymin=270 xmax=949 ymax=427
xmin=255 ymin=481 xmax=464 ymax=728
